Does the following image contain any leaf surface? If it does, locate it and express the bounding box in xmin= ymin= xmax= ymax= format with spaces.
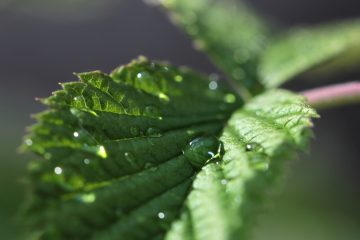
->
xmin=259 ymin=20 xmax=360 ymax=88
xmin=165 ymin=90 xmax=318 ymax=240
xmin=23 ymin=57 xmax=241 ymax=239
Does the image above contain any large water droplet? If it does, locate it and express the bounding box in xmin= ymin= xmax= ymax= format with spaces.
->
xmin=146 ymin=127 xmax=162 ymax=137
xmin=183 ymin=136 xmax=223 ymax=169
xmin=144 ymin=105 xmax=162 ymax=119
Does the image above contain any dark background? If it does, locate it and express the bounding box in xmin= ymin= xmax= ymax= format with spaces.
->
xmin=0 ymin=0 xmax=359 ymax=239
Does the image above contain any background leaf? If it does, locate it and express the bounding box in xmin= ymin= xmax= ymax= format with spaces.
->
xmin=23 ymin=57 xmax=241 ymax=239
xmin=259 ymin=19 xmax=360 ymax=88
xmin=165 ymin=90 xmax=318 ymax=240
xmin=155 ymin=0 xmax=270 ymax=95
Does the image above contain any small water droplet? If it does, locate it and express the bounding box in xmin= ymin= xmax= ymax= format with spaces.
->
xmin=83 ymin=158 xmax=91 ymax=165
xmin=174 ymin=75 xmax=183 ymax=82
xmin=97 ymin=145 xmax=107 ymax=158
xmin=183 ymin=136 xmax=223 ymax=169
xmin=130 ymin=126 xmax=140 ymax=136
xmin=144 ymin=162 xmax=154 ymax=169
xmin=245 ymin=142 xmax=263 ymax=152
xmin=125 ymin=152 xmax=138 ymax=168
xmin=224 ymin=94 xmax=236 ymax=104
xmin=54 ymin=166 xmax=63 ymax=175
xmin=81 ymin=193 xmax=96 ymax=203
xmin=44 ymin=153 xmax=52 ymax=160
xmin=209 ymin=81 xmax=218 ymax=90
xmin=25 ymin=139 xmax=33 ymax=146
xmin=136 ymin=71 xmax=153 ymax=83
xmin=158 ymin=212 xmax=165 ymax=219
xmin=146 ymin=127 xmax=162 ymax=137
xmin=144 ymin=105 xmax=162 ymax=119
xmin=73 ymin=131 xmax=79 ymax=138
xmin=73 ymin=96 xmax=79 ymax=101
xmin=220 ymin=179 xmax=228 ymax=185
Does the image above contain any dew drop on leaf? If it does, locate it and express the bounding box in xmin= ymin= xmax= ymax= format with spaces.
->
xmin=183 ymin=136 xmax=223 ymax=169
xmin=81 ymin=193 xmax=96 ymax=203
xmin=220 ymin=179 xmax=228 ymax=185
xmin=146 ymin=127 xmax=162 ymax=137
xmin=83 ymin=158 xmax=91 ymax=165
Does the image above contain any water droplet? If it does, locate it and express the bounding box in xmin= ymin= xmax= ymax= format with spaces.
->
xmin=44 ymin=153 xmax=52 ymax=160
xmin=130 ymin=126 xmax=140 ymax=136
xmin=224 ymin=94 xmax=236 ymax=104
xmin=245 ymin=142 xmax=263 ymax=152
xmin=158 ymin=212 xmax=165 ymax=219
xmin=144 ymin=162 xmax=154 ymax=169
xmin=144 ymin=105 xmax=162 ymax=119
xmin=183 ymin=136 xmax=223 ymax=169
xmin=174 ymin=75 xmax=183 ymax=82
xmin=220 ymin=179 xmax=228 ymax=185
xmin=97 ymin=145 xmax=107 ymax=158
xmin=209 ymin=81 xmax=218 ymax=90
xmin=81 ymin=193 xmax=96 ymax=203
xmin=146 ymin=127 xmax=162 ymax=137
xmin=136 ymin=71 xmax=153 ymax=83
xmin=25 ymin=139 xmax=33 ymax=146
xmin=124 ymin=152 xmax=138 ymax=168
xmin=83 ymin=158 xmax=91 ymax=165
xmin=73 ymin=131 xmax=79 ymax=138
xmin=73 ymin=96 xmax=79 ymax=101
xmin=54 ymin=166 xmax=63 ymax=175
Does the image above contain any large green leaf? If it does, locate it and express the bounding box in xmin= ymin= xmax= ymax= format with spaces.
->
xmin=165 ymin=90 xmax=318 ymax=240
xmin=155 ymin=0 xmax=270 ymax=95
xmin=23 ymin=57 xmax=241 ymax=239
xmin=259 ymin=19 xmax=360 ymax=88
xmin=23 ymin=58 xmax=317 ymax=239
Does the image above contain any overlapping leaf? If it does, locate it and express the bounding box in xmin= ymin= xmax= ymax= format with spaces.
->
xmin=23 ymin=57 xmax=241 ymax=239
xmin=165 ymin=90 xmax=318 ymax=240
xmin=155 ymin=0 xmax=270 ymax=95
xmin=259 ymin=19 xmax=360 ymax=88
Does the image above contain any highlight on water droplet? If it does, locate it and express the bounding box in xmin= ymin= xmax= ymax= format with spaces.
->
xmin=73 ymin=131 xmax=79 ymax=138
xmin=83 ymin=158 xmax=91 ymax=165
xmin=245 ymin=142 xmax=263 ymax=152
xmin=158 ymin=212 xmax=165 ymax=219
xmin=209 ymin=81 xmax=218 ymax=90
xmin=158 ymin=93 xmax=170 ymax=103
xmin=54 ymin=166 xmax=63 ymax=175
xmin=183 ymin=136 xmax=223 ymax=169
xmin=97 ymin=145 xmax=107 ymax=158
xmin=220 ymin=179 xmax=228 ymax=185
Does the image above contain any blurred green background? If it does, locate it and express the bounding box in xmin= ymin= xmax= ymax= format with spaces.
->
xmin=0 ymin=0 xmax=359 ymax=239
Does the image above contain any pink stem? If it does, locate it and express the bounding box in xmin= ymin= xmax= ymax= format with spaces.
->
xmin=301 ymin=81 xmax=360 ymax=109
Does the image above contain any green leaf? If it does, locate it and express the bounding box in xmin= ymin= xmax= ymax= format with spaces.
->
xmin=155 ymin=0 xmax=270 ymax=95
xmin=22 ymin=57 xmax=241 ymax=239
xmin=165 ymin=90 xmax=318 ymax=240
xmin=259 ymin=19 xmax=360 ymax=88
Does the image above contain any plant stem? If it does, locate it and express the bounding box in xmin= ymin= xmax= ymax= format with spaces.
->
xmin=301 ymin=81 xmax=360 ymax=109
